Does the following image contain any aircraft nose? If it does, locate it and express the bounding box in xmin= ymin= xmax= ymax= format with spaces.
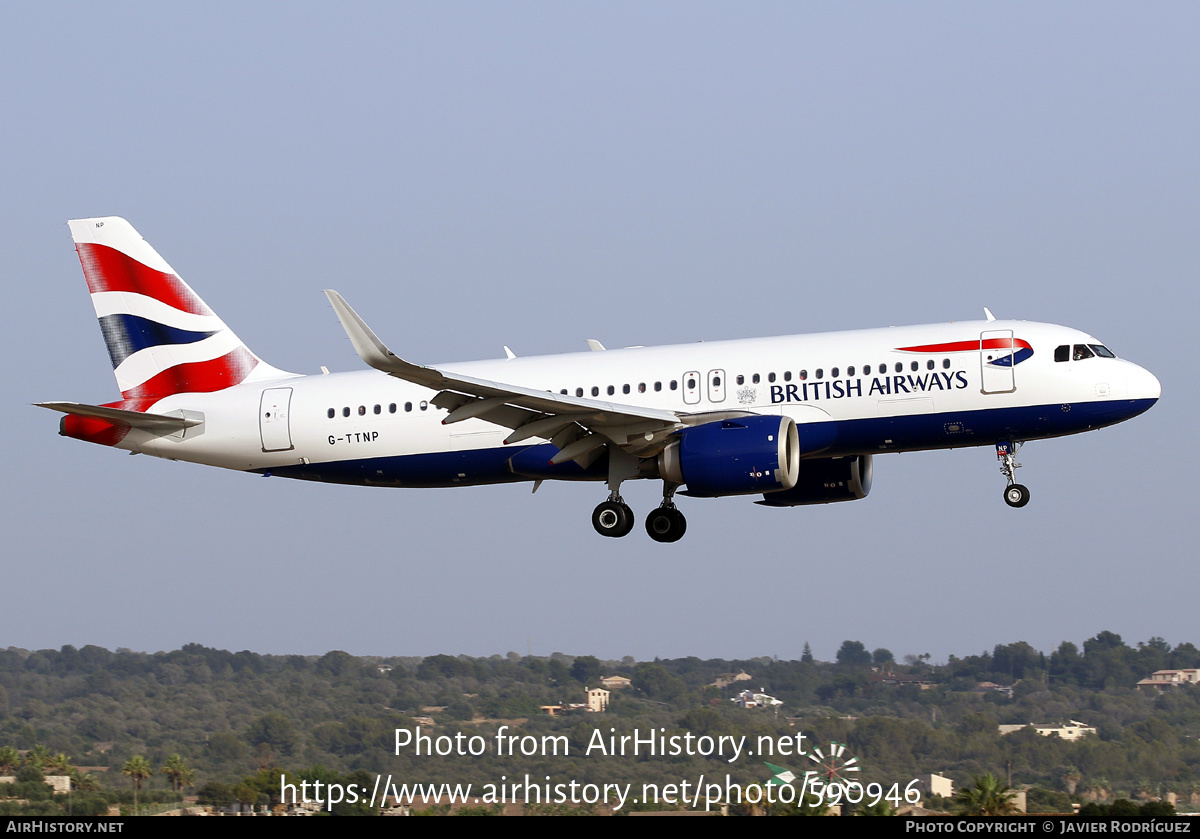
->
xmin=1127 ymin=363 xmax=1161 ymax=402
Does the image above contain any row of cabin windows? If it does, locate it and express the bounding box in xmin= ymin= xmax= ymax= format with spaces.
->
xmin=326 ymin=401 xmax=427 ymax=419
xmin=325 ymin=357 xmax=960 ymax=418
xmin=560 ymin=358 xmax=953 ymax=396
xmin=562 ymin=381 xmax=679 ymax=397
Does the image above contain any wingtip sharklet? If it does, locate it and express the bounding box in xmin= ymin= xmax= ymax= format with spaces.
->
xmin=324 ymin=289 xmax=399 ymax=369
xmin=323 ymin=290 xmax=441 ymax=387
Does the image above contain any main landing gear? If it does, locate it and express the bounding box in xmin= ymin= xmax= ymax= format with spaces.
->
xmin=645 ymin=482 xmax=686 ymax=543
xmin=592 ymin=492 xmax=689 ymax=541
xmin=590 ymin=457 xmax=689 ymax=541
xmin=592 ymin=493 xmax=635 ymax=538
xmin=997 ymin=440 xmax=1030 ymax=508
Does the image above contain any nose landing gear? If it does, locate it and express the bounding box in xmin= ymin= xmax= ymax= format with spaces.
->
xmin=997 ymin=440 xmax=1030 ymax=508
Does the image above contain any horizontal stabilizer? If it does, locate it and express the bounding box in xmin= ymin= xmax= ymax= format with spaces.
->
xmin=36 ymin=401 xmax=202 ymax=431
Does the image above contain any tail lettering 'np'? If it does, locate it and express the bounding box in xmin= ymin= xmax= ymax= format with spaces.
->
xmin=69 ymin=217 xmax=290 ymax=402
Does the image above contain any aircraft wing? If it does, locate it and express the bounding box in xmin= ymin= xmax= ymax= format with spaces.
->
xmin=325 ymin=290 xmax=686 ymax=465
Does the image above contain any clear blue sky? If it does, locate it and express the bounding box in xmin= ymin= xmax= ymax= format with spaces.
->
xmin=3 ymin=3 xmax=1194 ymax=663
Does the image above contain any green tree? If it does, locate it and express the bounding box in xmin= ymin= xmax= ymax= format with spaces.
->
xmin=24 ymin=744 xmax=51 ymax=769
xmin=161 ymin=754 xmax=195 ymax=792
xmin=955 ymin=773 xmax=1018 ymax=816
xmin=122 ymin=755 xmax=153 ymax=814
xmin=836 ymin=641 xmax=872 ymax=667
xmin=570 ymin=655 xmax=602 ymax=685
xmin=244 ymin=712 xmax=299 ymax=755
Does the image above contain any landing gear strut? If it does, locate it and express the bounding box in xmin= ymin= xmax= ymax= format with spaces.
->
xmin=645 ymin=482 xmax=687 ymax=543
xmin=592 ymin=446 xmax=639 ymax=538
xmin=997 ymin=440 xmax=1030 ymax=508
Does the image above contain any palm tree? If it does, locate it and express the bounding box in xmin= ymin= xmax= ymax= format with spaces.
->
xmin=24 ymin=744 xmax=52 ymax=770
xmin=47 ymin=752 xmax=74 ymax=775
xmin=122 ymin=756 xmax=153 ymax=814
xmin=70 ymin=768 xmax=101 ymax=791
xmin=161 ymin=754 xmax=195 ymax=793
xmin=0 ymin=746 xmax=20 ymax=775
xmin=955 ymin=773 xmax=1018 ymax=816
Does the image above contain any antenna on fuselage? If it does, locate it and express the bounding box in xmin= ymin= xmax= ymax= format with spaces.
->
xmin=984 ymin=307 xmax=997 ymax=322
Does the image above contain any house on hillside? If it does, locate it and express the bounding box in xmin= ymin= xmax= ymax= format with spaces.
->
xmin=1137 ymin=669 xmax=1200 ymax=691
xmin=998 ymin=720 xmax=1095 ymax=741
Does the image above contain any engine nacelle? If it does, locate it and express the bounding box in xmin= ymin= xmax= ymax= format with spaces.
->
xmin=756 ymin=454 xmax=873 ymax=507
xmin=659 ymin=415 xmax=799 ymax=498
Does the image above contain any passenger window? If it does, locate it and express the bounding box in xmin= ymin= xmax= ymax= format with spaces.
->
xmin=623 ymin=384 xmax=630 ymax=394
xmin=911 ymin=361 xmax=918 ymax=372
xmin=342 ymin=407 xmax=350 ymax=417
xmin=926 ymin=360 xmax=934 ymax=370
xmin=670 ymin=380 xmax=678 ymax=390
xmin=736 ymin=375 xmax=745 ymax=385
xmin=799 ymin=370 xmax=807 ymax=380
xmin=784 ymin=371 xmax=792 ymax=381
xmin=815 ymin=369 xmax=824 ymax=379
xmin=752 ymin=374 xmax=760 ymax=384
xmin=686 ymin=377 xmax=696 ymax=389
xmin=607 ymin=385 xmax=615 ymax=395
xmin=327 ymin=408 xmax=335 ymax=419
xmin=420 ymin=401 xmax=428 ymax=411
xmin=638 ymin=383 xmax=646 ymax=393
xmin=895 ymin=362 xmax=903 ymax=373
xmin=654 ymin=382 xmax=662 ymax=392
xmin=712 ymin=376 xmax=721 ymax=386
xmin=863 ymin=365 xmax=871 ymax=375
xmin=1073 ymin=345 xmax=1095 ymax=361
xmin=767 ymin=372 xmax=776 ymax=383
xmin=831 ymin=367 xmax=839 ymax=378
xmin=389 ymin=403 xmax=397 ymax=413
xmin=373 ymin=404 xmax=381 ymax=415
xmin=943 ymin=358 xmax=950 ymax=368
xmin=847 ymin=366 xmax=855 ymax=377
xmin=576 ymin=388 xmax=584 ymax=397
xmin=405 ymin=402 xmax=413 ymax=412
xmin=591 ymin=386 xmax=599 ymax=397
xmin=560 ymin=389 xmax=567 ymax=395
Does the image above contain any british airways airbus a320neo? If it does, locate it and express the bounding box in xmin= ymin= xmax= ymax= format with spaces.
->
xmin=40 ymin=218 xmax=1160 ymax=542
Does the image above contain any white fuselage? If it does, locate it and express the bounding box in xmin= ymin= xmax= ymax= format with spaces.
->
xmin=109 ymin=318 xmax=1160 ymax=490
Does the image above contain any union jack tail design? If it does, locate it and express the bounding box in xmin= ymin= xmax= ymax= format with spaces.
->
xmin=68 ymin=217 xmax=291 ymax=404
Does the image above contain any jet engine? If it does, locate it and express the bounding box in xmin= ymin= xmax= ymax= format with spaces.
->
xmin=756 ymin=454 xmax=873 ymax=506
xmin=658 ymin=415 xmax=799 ymax=497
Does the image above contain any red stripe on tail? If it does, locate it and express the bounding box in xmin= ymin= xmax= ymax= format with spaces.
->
xmin=121 ymin=347 xmax=259 ymax=399
xmin=76 ymin=242 xmax=213 ymax=316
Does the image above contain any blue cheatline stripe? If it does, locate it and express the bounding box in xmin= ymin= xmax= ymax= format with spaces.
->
xmin=97 ymin=314 xmax=219 ymax=368
xmin=988 ymin=347 xmax=1035 ymax=368
xmin=252 ymin=398 xmax=1157 ymax=490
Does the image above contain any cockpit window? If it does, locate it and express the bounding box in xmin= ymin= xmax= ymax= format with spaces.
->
xmin=1054 ymin=345 xmax=1070 ymax=362
xmin=1073 ymin=344 xmax=1095 ymax=361
xmin=1089 ymin=344 xmax=1116 ymax=358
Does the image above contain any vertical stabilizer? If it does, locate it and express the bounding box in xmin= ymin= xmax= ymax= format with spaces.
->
xmin=69 ymin=217 xmax=293 ymax=401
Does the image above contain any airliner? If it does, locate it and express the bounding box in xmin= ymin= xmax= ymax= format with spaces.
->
xmin=39 ymin=217 xmax=1160 ymax=543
